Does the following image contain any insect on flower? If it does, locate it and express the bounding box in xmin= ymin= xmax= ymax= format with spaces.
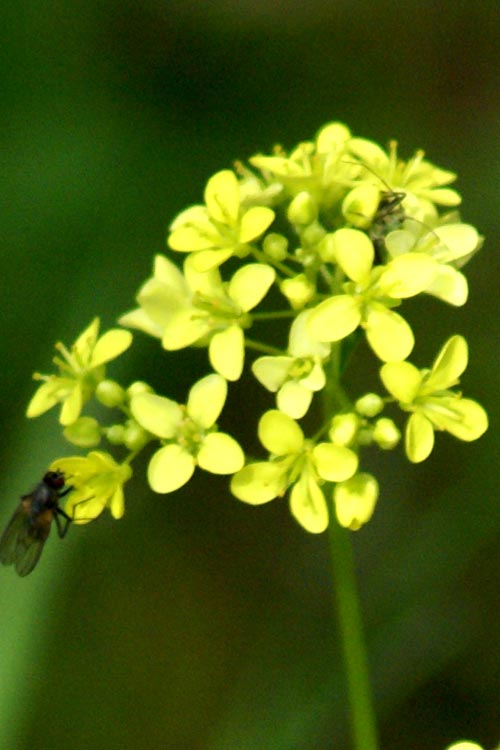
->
xmin=0 ymin=470 xmax=73 ymax=577
xmin=342 ymin=159 xmax=407 ymax=258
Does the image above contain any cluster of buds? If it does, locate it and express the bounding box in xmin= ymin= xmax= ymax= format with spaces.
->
xmin=27 ymin=122 xmax=488 ymax=533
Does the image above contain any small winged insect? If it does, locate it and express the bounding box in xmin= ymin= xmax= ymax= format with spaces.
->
xmin=0 ymin=470 xmax=73 ymax=576
xmin=342 ymin=159 xmax=407 ymax=259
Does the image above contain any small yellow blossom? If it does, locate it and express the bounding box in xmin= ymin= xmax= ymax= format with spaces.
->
xmin=120 ymin=255 xmax=275 ymax=381
xmin=345 ymin=137 xmax=462 ymax=223
xmin=231 ymin=410 xmax=358 ymax=533
xmin=380 ymin=335 xmax=488 ymax=462
xmin=308 ymin=233 xmax=438 ymax=361
xmin=385 ymin=222 xmax=481 ymax=306
xmin=168 ymin=169 xmax=275 ymax=271
xmin=26 ymin=318 xmax=132 ymax=426
xmin=252 ymin=310 xmax=330 ymax=418
xmin=131 ymin=374 xmax=244 ymax=493
xmin=50 ymin=451 xmax=132 ymax=522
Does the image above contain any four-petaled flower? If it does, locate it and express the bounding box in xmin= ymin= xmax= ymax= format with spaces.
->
xmin=252 ymin=310 xmax=330 ymax=418
xmin=380 ymin=335 xmax=488 ymax=463
xmin=385 ymin=222 xmax=481 ymax=307
xmin=168 ymin=169 xmax=275 ymax=271
xmin=26 ymin=318 xmax=132 ymax=426
xmin=120 ymin=255 xmax=275 ymax=381
xmin=50 ymin=451 xmax=132 ymax=522
xmin=131 ymin=374 xmax=244 ymax=493
xmin=231 ymin=410 xmax=358 ymax=533
xmin=307 ymin=228 xmax=438 ymax=361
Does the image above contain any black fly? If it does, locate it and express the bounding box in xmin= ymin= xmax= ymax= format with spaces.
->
xmin=0 ymin=471 xmax=72 ymax=576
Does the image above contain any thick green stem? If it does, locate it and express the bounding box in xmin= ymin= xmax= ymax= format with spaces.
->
xmin=327 ymin=518 xmax=379 ymax=750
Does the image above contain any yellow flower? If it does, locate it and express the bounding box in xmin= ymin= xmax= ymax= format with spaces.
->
xmin=380 ymin=335 xmax=488 ymax=462
xmin=50 ymin=451 xmax=132 ymax=522
xmin=26 ymin=318 xmax=132 ymax=426
xmin=168 ymin=170 xmax=275 ymax=271
xmin=385 ymin=221 xmax=481 ymax=306
xmin=252 ymin=310 xmax=330 ymax=418
xmin=120 ymin=255 xmax=275 ymax=381
xmin=308 ymin=230 xmax=438 ymax=361
xmin=130 ymin=374 xmax=244 ymax=493
xmin=231 ymin=410 xmax=358 ymax=534
xmin=345 ymin=137 xmax=462 ymax=223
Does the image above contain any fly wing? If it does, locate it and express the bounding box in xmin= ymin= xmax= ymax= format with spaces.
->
xmin=14 ymin=534 xmax=46 ymax=577
xmin=0 ymin=504 xmax=28 ymax=567
xmin=0 ymin=503 xmax=48 ymax=577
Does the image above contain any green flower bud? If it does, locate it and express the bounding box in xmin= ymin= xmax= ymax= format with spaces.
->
xmin=63 ymin=417 xmax=101 ymax=447
xmin=300 ymin=222 xmax=326 ymax=248
xmin=355 ymin=393 xmax=384 ymax=417
xmin=280 ymin=274 xmax=315 ymax=309
xmin=287 ymin=191 xmax=318 ymax=226
xmin=123 ymin=421 xmax=149 ymax=451
xmin=317 ymin=233 xmax=337 ymax=262
xmin=126 ymin=381 xmax=154 ymax=399
xmin=263 ymin=232 xmax=289 ymax=261
xmin=329 ymin=413 xmax=359 ymax=447
xmin=372 ymin=417 xmax=401 ymax=450
xmin=96 ymin=379 xmax=126 ymax=408
xmin=105 ymin=424 xmax=126 ymax=445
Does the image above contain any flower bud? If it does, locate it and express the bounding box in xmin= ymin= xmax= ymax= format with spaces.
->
xmin=372 ymin=417 xmax=401 ymax=450
xmin=263 ymin=232 xmax=288 ymax=261
xmin=329 ymin=413 xmax=359 ymax=447
xmin=287 ymin=191 xmax=318 ymax=226
xmin=280 ymin=274 xmax=315 ymax=309
xmin=96 ymin=379 xmax=126 ymax=408
xmin=63 ymin=417 xmax=101 ymax=447
xmin=355 ymin=393 xmax=384 ymax=417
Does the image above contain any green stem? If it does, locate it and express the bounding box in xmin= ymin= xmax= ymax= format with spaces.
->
xmin=327 ymin=519 xmax=379 ymax=750
xmin=322 ymin=338 xmax=378 ymax=749
xmin=251 ymin=310 xmax=296 ymax=321
xmin=244 ymin=338 xmax=285 ymax=356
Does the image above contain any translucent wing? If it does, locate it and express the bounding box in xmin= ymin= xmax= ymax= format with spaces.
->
xmin=0 ymin=504 xmax=27 ymax=566
xmin=0 ymin=503 xmax=48 ymax=577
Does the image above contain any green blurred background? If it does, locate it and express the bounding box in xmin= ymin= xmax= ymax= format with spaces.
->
xmin=1 ymin=2 xmax=499 ymax=748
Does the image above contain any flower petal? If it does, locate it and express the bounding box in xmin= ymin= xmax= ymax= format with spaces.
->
xmin=161 ymin=309 xmax=210 ymax=350
xmin=90 ymin=330 xmax=133 ymax=368
xmin=209 ymin=326 xmax=245 ymax=381
xmin=231 ymin=462 xmax=286 ymax=504
xmin=313 ymin=443 xmax=358 ymax=482
xmin=333 ymin=228 xmax=375 ymax=281
xmin=187 ymin=373 xmax=227 ymax=427
xmin=258 ymin=410 xmax=303 ymax=455
xmin=148 ymin=445 xmax=195 ymax=493
xmin=205 ymin=170 xmax=239 ymax=225
xmin=308 ymin=296 xmax=362 ymax=342
xmin=424 ymin=335 xmax=468 ymax=392
xmin=290 ymin=474 xmax=329 ymax=534
xmin=198 ymin=432 xmax=244 ymax=474
xmin=239 ymin=206 xmax=275 ymax=243
xmin=378 ymin=253 xmax=438 ymax=299
xmin=405 ymin=412 xmax=435 ymax=463
xmin=364 ymin=305 xmax=414 ymax=362
xmin=277 ymin=381 xmax=313 ymax=419
xmin=424 ymin=265 xmax=468 ymax=306
xmin=131 ymin=393 xmax=182 ymax=438
xmin=228 ymin=264 xmax=276 ymax=311
xmin=380 ymin=360 xmax=422 ymax=402
xmin=252 ymin=356 xmax=292 ymax=392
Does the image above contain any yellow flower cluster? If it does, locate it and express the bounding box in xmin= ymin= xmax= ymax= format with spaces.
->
xmin=27 ymin=122 xmax=488 ymax=535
